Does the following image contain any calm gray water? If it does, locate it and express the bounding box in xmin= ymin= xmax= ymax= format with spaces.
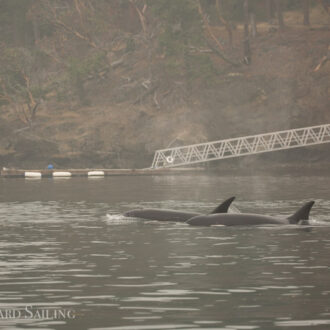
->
xmin=0 ymin=174 xmax=330 ymax=330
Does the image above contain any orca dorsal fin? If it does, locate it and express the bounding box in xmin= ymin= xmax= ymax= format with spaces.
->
xmin=210 ymin=197 xmax=235 ymax=214
xmin=287 ymin=201 xmax=315 ymax=224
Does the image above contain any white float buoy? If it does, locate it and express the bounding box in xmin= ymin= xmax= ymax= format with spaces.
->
xmin=25 ymin=171 xmax=42 ymax=178
xmin=166 ymin=156 xmax=174 ymax=164
xmin=87 ymin=171 xmax=105 ymax=177
xmin=53 ymin=171 xmax=72 ymax=178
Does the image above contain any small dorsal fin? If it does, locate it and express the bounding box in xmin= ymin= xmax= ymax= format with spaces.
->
xmin=210 ymin=197 xmax=235 ymax=214
xmin=287 ymin=201 xmax=315 ymax=224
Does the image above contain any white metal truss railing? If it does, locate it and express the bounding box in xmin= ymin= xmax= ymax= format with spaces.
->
xmin=151 ymin=124 xmax=330 ymax=168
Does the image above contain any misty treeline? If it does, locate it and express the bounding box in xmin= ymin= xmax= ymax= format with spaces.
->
xmin=0 ymin=0 xmax=329 ymax=125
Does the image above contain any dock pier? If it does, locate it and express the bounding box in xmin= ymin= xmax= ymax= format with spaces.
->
xmin=0 ymin=168 xmax=203 ymax=178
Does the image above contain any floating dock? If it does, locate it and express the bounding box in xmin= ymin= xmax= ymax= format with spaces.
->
xmin=1 ymin=167 xmax=204 ymax=178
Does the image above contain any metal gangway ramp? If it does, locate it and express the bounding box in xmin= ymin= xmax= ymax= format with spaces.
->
xmin=151 ymin=124 xmax=330 ymax=168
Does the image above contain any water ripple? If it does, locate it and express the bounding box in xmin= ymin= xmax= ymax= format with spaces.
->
xmin=0 ymin=177 xmax=330 ymax=329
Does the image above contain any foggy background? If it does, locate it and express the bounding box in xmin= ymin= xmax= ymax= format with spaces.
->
xmin=0 ymin=0 xmax=329 ymax=170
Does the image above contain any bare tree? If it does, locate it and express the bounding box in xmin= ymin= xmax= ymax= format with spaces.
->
xmin=197 ymin=0 xmax=240 ymax=66
xmin=215 ymin=0 xmax=233 ymax=48
xmin=40 ymin=0 xmax=99 ymax=50
xmin=129 ymin=0 xmax=148 ymax=36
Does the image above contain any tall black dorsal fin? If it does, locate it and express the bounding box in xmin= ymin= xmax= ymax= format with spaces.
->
xmin=287 ymin=201 xmax=315 ymax=224
xmin=210 ymin=197 xmax=235 ymax=214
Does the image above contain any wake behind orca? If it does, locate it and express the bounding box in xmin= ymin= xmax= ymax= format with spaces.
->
xmin=186 ymin=201 xmax=315 ymax=226
xmin=124 ymin=196 xmax=235 ymax=222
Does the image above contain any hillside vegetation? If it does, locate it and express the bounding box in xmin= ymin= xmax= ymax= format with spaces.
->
xmin=0 ymin=0 xmax=329 ymax=169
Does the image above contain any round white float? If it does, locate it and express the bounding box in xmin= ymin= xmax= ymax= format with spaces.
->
xmin=53 ymin=171 xmax=72 ymax=178
xmin=166 ymin=156 xmax=174 ymax=164
xmin=25 ymin=172 xmax=42 ymax=178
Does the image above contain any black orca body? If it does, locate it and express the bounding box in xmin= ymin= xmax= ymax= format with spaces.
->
xmin=124 ymin=197 xmax=235 ymax=222
xmin=186 ymin=201 xmax=315 ymax=226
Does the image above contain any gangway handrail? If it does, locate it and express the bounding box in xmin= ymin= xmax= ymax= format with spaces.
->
xmin=151 ymin=124 xmax=330 ymax=168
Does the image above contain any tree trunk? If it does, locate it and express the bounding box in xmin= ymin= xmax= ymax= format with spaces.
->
xmin=267 ymin=0 xmax=275 ymax=23
xmin=303 ymin=0 xmax=310 ymax=26
xmin=243 ymin=0 xmax=251 ymax=64
xmin=250 ymin=12 xmax=257 ymax=38
xmin=275 ymin=0 xmax=284 ymax=30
